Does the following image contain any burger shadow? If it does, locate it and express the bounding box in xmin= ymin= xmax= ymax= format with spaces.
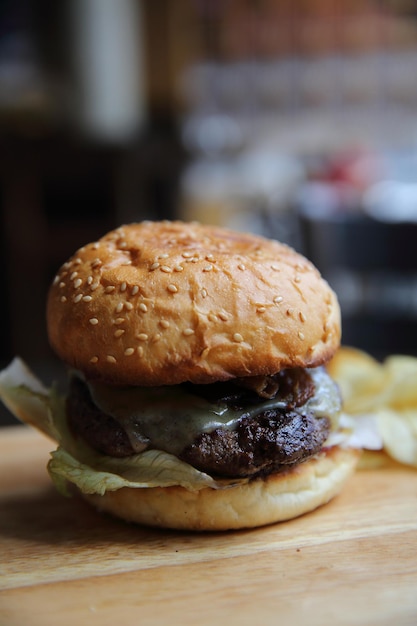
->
xmin=0 ymin=486 xmax=254 ymax=551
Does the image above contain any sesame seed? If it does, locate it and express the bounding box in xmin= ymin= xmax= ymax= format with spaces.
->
xmin=106 ymin=355 xmax=117 ymax=363
xmin=90 ymin=356 xmax=99 ymax=364
xmin=286 ymin=308 xmax=293 ymax=316
xmin=114 ymin=329 xmax=125 ymax=338
xmin=89 ymin=317 xmax=99 ymax=325
xmin=294 ymin=275 xmax=301 ymax=283
xmin=91 ymin=243 xmax=99 ymax=250
xmin=167 ymin=284 xmax=178 ymax=293
xmin=158 ymin=253 xmax=169 ymax=259
xmin=191 ymin=257 xmax=199 ymax=263
xmin=183 ymin=328 xmax=195 ymax=336
xmin=298 ymin=331 xmax=305 ymax=340
xmin=125 ymin=302 xmax=133 ymax=310
xmin=218 ymin=312 xmax=228 ymax=321
xmin=174 ymin=265 xmax=184 ymax=272
xmin=73 ymin=294 xmax=83 ymax=303
xmin=70 ymin=271 xmax=78 ymax=280
xmin=87 ymin=276 xmax=93 ymax=285
xmin=131 ymin=285 xmax=139 ymax=295
xmin=114 ymin=317 xmax=125 ymax=325
xmin=273 ymin=296 xmax=283 ymax=304
xmin=201 ymin=288 xmax=208 ymax=298
xmin=150 ymin=262 xmax=160 ymax=270
xmin=200 ymin=347 xmax=210 ymax=359
xmin=160 ymin=320 xmax=170 ymax=329
xmin=116 ymin=302 xmax=124 ymax=313
xmin=182 ymin=252 xmax=193 ymax=258
xmin=73 ymin=258 xmax=82 ymax=265
xmin=299 ymin=312 xmax=306 ymax=322
xmin=139 ymin=303 xmax=148 ymax=312
xmin=120 ymin=281 xmax=127 ymax=292
xmin=59 ymin=282 xmax=66 ymax=289
xmin=203 ymin=264 xmax=213 ymax=272
xmin=257 ymin=306 xmax=266 ymax=314
xmin=90 ymin=282 xmax=100 ymax=291
xmin=92 ymin=259 xmax=102 ymax=268
xmin=83 ymin=295 xmax=92 ymax=302
xmin=124 ymin=348 xmax=135 ymax=356
xmin=206 ymin=254 xmax=214 ymax=260
xmin=137 ymin=346 xmax=144 ymax=358
xmin=152 ymin=333 xmax=161 ymax=342
xmin=161 ymin=265 xmax=172 ymax=273
xmin=233 ymin=333 xmax=244 ymax=343
xmin=137 ymin=333 xmax=148 ymax=341
xmin=53 ymin=275 xmax=59 ymax=285
xmin=60 ymin=296 xmax=67 ymax=303
xmin=238 ymin=263 xmax=246 ymax=271
xmin=208 ymin=313 xmax=217 ymax=322
xmin=271 ymin=264 xmax=280 ymax=271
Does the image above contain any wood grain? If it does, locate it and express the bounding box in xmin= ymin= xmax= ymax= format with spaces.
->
xmin=1 ymin=425 xmax=417 ymax=626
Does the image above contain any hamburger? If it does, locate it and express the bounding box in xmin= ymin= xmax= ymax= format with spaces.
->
xmin=0 ymin=221 xmax=359 ymax=530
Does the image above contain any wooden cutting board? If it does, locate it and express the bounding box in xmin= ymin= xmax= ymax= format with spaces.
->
xmin=1 ymin=425 xmax=417 ymax=626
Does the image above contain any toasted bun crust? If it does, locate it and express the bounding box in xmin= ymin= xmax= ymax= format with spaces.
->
xmin=47 ymin=221 xmax=340 ymax=385
xmin=82 ymin=446 xmax=359 ymax=531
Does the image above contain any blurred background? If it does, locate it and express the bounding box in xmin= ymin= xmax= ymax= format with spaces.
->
xmin=2 ymin=0 xmax=417 ymax=425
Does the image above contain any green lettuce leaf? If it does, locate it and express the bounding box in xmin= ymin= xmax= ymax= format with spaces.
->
xmin=0 ymin=358 xmax=241 ymax=493
xmin=48 ymin=446 xmax=224 ymax=496
xmin=0 ymin=358 xmax=61 ymax=441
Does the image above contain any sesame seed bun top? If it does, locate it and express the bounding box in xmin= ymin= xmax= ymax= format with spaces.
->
xmin=46 ymin=221 xmax=341 ymax=386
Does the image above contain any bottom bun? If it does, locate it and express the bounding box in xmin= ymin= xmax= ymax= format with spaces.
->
xmin=83 ymin=446 xmax=360 ymax=531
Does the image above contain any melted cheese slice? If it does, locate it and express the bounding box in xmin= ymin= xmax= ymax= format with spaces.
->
xmin=84 ymin=367 xmax=342 ymax=456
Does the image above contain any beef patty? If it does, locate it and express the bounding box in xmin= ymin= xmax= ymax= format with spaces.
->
xmin=66 ymin=370 xmax=331 ymax=478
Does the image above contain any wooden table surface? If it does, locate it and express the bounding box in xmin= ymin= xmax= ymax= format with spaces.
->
xmin=1 ymin=425 xmax=417 ymax=626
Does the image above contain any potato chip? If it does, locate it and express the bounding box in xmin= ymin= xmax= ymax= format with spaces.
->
xmin=328 ymin=346 xmax=417 ymax=468
xmin=380 ymin=356 xmax=417 ymax=409
xmin=328 ymin=347 xmax=387 ymax=414
xmin=376 ymin=408 xmax=417 ymax=467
